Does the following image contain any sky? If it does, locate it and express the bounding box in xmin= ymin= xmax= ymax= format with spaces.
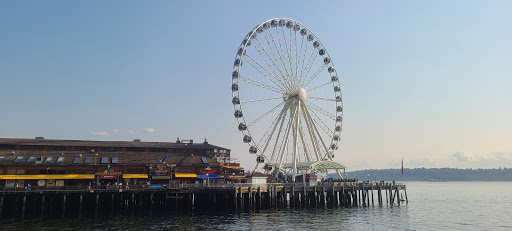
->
xmin=1 ymin=1 xmax=511 ymax=171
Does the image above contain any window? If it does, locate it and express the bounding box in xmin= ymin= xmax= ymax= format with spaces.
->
xmin=112 ymin=157 xmax=119 ymax=164
xmin=0 ymin=156 xmax=5 ymax=163
xmin=7 ymin=169 xmax=16 ymax=174
xmin=73 ymin=157 xmax=81 ymax=164
xmin=56 ymin=157 xmax=64 ymax=164
xmin=84 ymin=157 xmax=92 ymax=164
xmin=201 ymin=158 xmax=208 ymax=164
xmin=127 ymin=168 xmax=144 ymax=174
xmin=45 ymin=157 xmax=54 ymax=163
xmin=100 ymin=157 xmax=108 ymax=164
xmin=36 ymin=157 xmax=44 ymax=164
xmin=27 ymin=157 xmax=36 ymax=163
xmin=14 ymin=157 xmax=23 ymax=163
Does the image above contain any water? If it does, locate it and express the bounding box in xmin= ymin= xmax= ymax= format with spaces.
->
xmin=1 ymin=181 xmax=511 ymax=230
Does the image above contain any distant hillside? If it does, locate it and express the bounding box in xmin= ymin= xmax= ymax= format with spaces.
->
xmin=337 ymin=168 xmax=512 ymax=181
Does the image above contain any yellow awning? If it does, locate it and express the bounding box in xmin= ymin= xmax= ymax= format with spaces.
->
xmin=174 ymin=173 xmax=197 ymax=178
xmin=123 ymin=174 xmax=148 ymax=179
xmin=0 ymin=174 xmax=95 ymax=180
xmin=222 ymin=165 xmax=243 ymax=169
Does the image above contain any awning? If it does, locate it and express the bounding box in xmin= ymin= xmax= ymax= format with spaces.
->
xmin=197 ymin=174 xmax=221 ymax=179
xmin=123 ymin=174 xmax=148 ymax=179
xmin=0 ymin=174 xmax=95 ymax=180
xmin=222 ymin=166 xmax=243 ymax=169
xmin=225 ymin=175 xmax=246 ymax=178
xmin=174 ymin=173 xmax=197 ymax=178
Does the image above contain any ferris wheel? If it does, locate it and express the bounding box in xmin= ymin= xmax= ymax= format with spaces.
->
xmin=231 ymin=18 xmax=343 ymax=180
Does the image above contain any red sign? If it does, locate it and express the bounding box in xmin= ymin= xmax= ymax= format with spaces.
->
xmin=100 ymin=175 xmax=117 ymax=179
xmin=199 ymin=170 xmax=216 ymax=174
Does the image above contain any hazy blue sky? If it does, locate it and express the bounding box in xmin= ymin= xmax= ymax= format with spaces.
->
xmin=1 ymin=1 xmax=511 ymax=170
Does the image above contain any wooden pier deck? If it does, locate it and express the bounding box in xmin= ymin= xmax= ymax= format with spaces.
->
xmin=0 ymin=182 xmax=407 ymax=218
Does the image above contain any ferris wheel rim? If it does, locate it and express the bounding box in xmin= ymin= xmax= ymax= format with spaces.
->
xmin=232 ymin=18 xmax=343 ymax=170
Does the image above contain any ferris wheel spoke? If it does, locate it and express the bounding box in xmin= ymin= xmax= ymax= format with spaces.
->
xmin=289 ymin=28 xmax=297 ymax=89
xmin=307 ymin=96 xmax=338 ymax=102
xmin=306 ymin=101 xmax=337 ymax=121
xmin=278 ymin=102 xmax=299 ymax=166
xmin=298 ymin=109 xmax=313 ymax=162
xmin=247 ymin=98 xmax=291 ymax=127
xmin=258 ymin=101 xmax=290 ymax=155
xmin=244 ymin=55 xmax=288 ymax=91
xmin=239 ymin=76 xmax=284 ymax=94
xmin=241 ymin=96 xmax=285 ymax=104
xmin=296 ymin=35 xmax=307 ymax=89
xmin=262 ymin=31 xmax=294 ymax=89
xmin=252 ymin=39 xmax=290 ymax=90
xmin=297 ymin=45 xmax=319 ymax=84
xmin=303 ymin=104 xmax=331 ymax=157
xmin=306 ymin=81 xmax=332 ymax=93
xmin=293 ymin=30 xmax=302 ymax=90
xmin=302 ymin=64 xmax=327 ymax=88
xmin=274 ymin=27 xmax=293 ymax=88
xmin=268 ymin=104 xmax=291 ymax=164
xmin=307 ymin=105 xmax=335 ymax=139
xmin=300 ymin=104 xmax=322 ymax=161
xmin=281 ymin=27 xmax=295 ymax=87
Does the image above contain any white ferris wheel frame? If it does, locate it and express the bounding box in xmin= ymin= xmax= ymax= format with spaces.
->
xmin=231 ymin=18 xmax=343 ymax=181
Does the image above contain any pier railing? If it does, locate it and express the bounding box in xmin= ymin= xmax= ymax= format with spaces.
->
xmin=0 ymin=181 xmax=405 ymax=194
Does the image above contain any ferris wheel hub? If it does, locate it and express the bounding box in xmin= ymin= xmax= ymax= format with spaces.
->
xmin=298 ymin=88 xmax=307 ymax=101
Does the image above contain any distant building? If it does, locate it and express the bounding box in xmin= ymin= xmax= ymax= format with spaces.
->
xmin=0 ymin=137 xmax=244 ymax=188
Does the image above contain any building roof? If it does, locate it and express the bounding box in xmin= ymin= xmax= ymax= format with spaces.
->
xmin=0 ymin=138 xmax=230 ymax=151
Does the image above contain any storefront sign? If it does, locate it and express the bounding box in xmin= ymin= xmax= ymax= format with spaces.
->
xmin=96 ymin=172 xmax=122 ymax=175
xmin=17 ymin=179 xmax=25 ymax=188
xmin=37 ymin=180 xmax=46 ymax=186
xmin=56 ymin=180 xmax=64 ymax=187
xmin=100 ymin=175 xmax=118 ymax=179
xmin=47 ymin=179 xmax=55 ymax=187
xmin=6 ymin=179 xmax=15 ymax=188
xmin=154 ymin=170 xmax=168 ymax=174
xmin=149 ymin=185 xmax=164 ymax=189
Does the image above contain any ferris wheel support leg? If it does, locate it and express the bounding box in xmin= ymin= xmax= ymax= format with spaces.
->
xmin=335 ymin=169 xmax=343 ymax=180
xmin=292 ymin=101 xmax=300 ymax=183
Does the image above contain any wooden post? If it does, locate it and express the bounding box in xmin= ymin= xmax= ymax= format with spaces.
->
xmin=404 ymin=187 xmax=409 ymax=203
xmin=96 ymin=194 xmax=100 ymax=211
xmin=291 ymin=185 xmax=295 ymax=207
xmin=150 ymin=193 xmax=154 ymax=209
xmin=79 ymin=194 xmax=83 ymax=213
xmin=371 ymin=185 xmax=374 ymax=206
xmin=303 ymin=186 xmax=307 ymax=207
xmin=234 ymin=188 xmax=238 ymax=209
xmin=111 ymin=194 xmax=115 ymax=210
xmin=0 ymin=195 xmax=3 ymax=217
xmin=21 ymin=195 xmax=27 ymax=219
xmin=396 ymin=187 xmax=401 ymax=206
xmin=385 ymin=188 xmax=388 ymax=205
xmin=62 ymin=194 xmax=67 ymax=216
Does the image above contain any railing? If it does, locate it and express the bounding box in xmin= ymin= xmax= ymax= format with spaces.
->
xmin=0 ymin=181 xmax=403 ymax=193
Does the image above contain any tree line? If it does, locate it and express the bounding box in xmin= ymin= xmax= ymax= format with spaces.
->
xmin=338 ymin=167 xmax=512 ymax=181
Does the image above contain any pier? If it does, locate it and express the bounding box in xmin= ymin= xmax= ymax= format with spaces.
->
xmin=0 ymin=181 xmax=407 ymax=218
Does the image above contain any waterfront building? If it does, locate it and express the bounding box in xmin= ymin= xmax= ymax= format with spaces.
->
xmin=0 ymin=137 xmax=243 ymax=188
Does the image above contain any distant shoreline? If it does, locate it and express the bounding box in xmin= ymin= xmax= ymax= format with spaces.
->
xmin=340 ymin=167 xmax=512 ymax=181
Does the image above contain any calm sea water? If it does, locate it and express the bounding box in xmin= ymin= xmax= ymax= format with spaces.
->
xmin=1 ymin=181 xmax=511 ymax=230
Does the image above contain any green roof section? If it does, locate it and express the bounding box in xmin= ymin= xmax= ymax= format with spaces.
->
xmin=282 ymin=161 xmax=346 ymax=171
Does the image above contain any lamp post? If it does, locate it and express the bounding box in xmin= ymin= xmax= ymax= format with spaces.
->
xmin=374 ymin=174 xmax=377 ymax=182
